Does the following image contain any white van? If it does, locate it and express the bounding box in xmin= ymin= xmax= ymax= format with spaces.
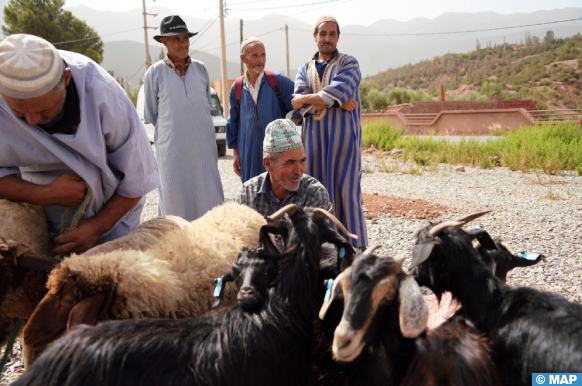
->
xmin=136 ymin=85 xmax=228 ymax=157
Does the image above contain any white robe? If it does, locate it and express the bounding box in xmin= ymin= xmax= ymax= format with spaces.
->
xmin=0 ymin=50 xmax=159 ymax=242
xmin=143 ymin=59 xmax=224 ymax=221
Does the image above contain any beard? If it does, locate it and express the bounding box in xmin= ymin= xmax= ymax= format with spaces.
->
xmin=318 ymin=43 xmax=336 ymax=55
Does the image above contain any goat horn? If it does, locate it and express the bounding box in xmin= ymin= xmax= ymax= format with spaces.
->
xmin=313 ymin=208 xmax=358 ymax=240
xmin=455 ymin=210 xmax=491 ymax=224
xmin=361 ymin=244 xmax=381 ymax=255
xmin=266 ymin=204 xmax=299 ymax=221
xmin=429 ymin=220 xmax=464 ymax=237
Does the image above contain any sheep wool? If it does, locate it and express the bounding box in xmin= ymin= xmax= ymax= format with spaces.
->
xmin=47 ymin=250 xmax=187 ymax=319
xmin=44 ymin=203 xmax=266 ymax=320
xmin=148 ymin=202 xmax=267 ymax=316
xmin=0 ymin=198 xmax=49 ymax=255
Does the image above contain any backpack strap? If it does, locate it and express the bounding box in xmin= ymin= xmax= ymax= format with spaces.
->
xmin=264 ymin=70 xmax=289 ymax=116
xmin=235 ymin=71 xmax=289 ymax=117
xmin=234 ymin=75 xmax=244 ymax=108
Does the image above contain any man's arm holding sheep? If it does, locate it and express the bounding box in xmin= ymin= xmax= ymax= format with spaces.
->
xmin=52 ymin=194 xmax=140 ymax=255
xmin=0 ymin=173 xmax=87 ymax=207
xmin=0 ymin=174 xmax=140 ymax=255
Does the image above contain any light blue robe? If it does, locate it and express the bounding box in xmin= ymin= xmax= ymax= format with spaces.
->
xmin=226 ymin=73 xmax=294 ymax=182
xmin=294 ymin=52 xmax=368 ymax=247
xmin=0 ymin=50 xmax=159 ymax=242
xmin=143 ymin=59 xmax=224 ymax=221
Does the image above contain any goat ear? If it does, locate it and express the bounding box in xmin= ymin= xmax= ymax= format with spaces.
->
xmin=67 ymin=293 xmax=106 ymax=329
xmin=267 ymin=233 xmax=285 ymax=255
xmin=469 ymin=229 xmax=497 ymax=250
xmin=411 ymin=240 xmax=438 ymax=268
xmin=319 ymin=268 xmax=350 ymax=320
xmin=259 ymin=224 xmax=289 ymax=256
xmin=66 ymin=287 xmax=116 ymax=329
xmin=513 ymin=250 xmax=545 ymax=267
xmin=398 ymin=276 xmax=428 ymax=338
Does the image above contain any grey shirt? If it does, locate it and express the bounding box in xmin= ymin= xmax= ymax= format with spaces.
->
xmin=236 ymin=172 xmax=331 ymax=216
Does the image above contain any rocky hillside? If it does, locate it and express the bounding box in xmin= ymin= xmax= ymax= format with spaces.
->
xmin=365 ymin=32 xmax=582 ymax=109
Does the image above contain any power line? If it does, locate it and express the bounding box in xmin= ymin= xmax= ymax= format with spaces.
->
xmin=198 ymin=26 xmax=283 ymax=52
xmin=189 ymin=5 xmax=218 ymax=14
xmin=297 ymin=0 xmax=353 ymax=15
xmin=228 ymin=0 xmax=274 ymax=5
xmin=229 ymin=0 xmax=339 ymax=11
xmin=191 ymin=14 xmax=219 ymax=45
xmin=52 ymin=27 xmax=143 ymax=46
xmin=291 ymin=17 xmax=582 ymax=37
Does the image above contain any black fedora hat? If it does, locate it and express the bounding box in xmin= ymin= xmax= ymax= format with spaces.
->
xmin=153 ymin=15 xmax=198 ymax=42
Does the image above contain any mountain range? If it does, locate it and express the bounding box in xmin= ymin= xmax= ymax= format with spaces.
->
xmin=2 ymin=4 xmax=582 ymax=89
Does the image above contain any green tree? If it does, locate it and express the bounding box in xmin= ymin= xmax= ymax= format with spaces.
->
xmin=3 ymin=0 xmax=103 ymax=63
xmin=544 ymin=30 xmax=555 ymax=45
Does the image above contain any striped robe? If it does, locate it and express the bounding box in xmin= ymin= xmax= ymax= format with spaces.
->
xmin=144 ymin=59 xmax=224 ymax=221
xmin=294 ymin=53 xmax=367 ymax=247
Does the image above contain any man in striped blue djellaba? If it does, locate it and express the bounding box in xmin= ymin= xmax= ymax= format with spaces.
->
xmin=292 ymin=16 xmax=367 ymax=248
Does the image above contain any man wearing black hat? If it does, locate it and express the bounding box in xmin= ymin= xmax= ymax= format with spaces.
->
xmin=143 ymin=15 xmax=224 ymax=221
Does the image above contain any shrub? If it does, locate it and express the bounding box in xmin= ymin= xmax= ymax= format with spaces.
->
xmin=361 ymin=123 xmax=581 ymax=173
xmin=362 ymin=121 xmax=403 ymax=150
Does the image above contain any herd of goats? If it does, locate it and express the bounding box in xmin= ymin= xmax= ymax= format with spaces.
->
xmin=0 ymin=198 xmax=581 ymax=386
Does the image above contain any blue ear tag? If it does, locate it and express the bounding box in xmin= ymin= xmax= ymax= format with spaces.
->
xmin=338 ymin=247 xmax=346 ymax=259
xmin=516 ymin=251 xmax=541 ymax=261
xmin=213 ymin=278 xmax=223 ymax=298
xmin=324 ymin=279 xmax=334 ymax=303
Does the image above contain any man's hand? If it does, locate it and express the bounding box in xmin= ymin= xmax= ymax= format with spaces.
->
xmin=52 ymin=193 xmax=140 ymax=256
xmin=0 ymin=173 xmax=86 ymax=207
xmin=53 ymin=218 xmax=103 ymax=255
xmin=341 ymin=99 xmax=358 ymax=112
xmin=292 ymin=93 xmax=328 ymax=112
xmin=291 ymin=95 xmax=305 ymax=111
xmin=42 ymin=173 xmax=87 ymax=206
xmin=233 ymin=148 xmax=241 ymax=176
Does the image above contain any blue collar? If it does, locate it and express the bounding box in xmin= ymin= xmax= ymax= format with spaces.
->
xmin=312 ymin=50 xmax=339 ymax=63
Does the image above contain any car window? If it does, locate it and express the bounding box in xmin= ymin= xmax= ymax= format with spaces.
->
xmin=210 ymin=94 xmax=223 ymax=117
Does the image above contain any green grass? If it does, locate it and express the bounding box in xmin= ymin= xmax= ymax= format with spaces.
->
xmin=362 ymin=122 xmax=582 ymax=174
xmin=361 ymin=121 xmax=403 ymax=150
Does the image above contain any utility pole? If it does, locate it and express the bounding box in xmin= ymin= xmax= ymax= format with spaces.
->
xmin=141 ymin=0 xmax=154 ymax=69
xmin=218 ymin=0 xmax=229 ymax=117
xmin=284 ymin=24 xmax=290 ymax=77
xmin=240 ymin=19 xmax=244 ymax=76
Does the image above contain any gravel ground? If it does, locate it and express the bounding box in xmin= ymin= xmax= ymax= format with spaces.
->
xmin=143 ymin=149 xmax=581 ymax=301
xmin=2 ymin=149 xmax=581 ymax=384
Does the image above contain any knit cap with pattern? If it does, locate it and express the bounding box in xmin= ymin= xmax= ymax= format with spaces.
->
xmin=0 ymin=34 xmax=64 ymax=99
xmin=263 ymin=119 xmax=303 ymax=154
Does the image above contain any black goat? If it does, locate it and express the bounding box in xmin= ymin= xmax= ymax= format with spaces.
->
xmin=13 ymin=205 xmax=352 ymax=386
xmin=411 ymin=215 xmax=582 ymax=386
xmin=468 ymin=226 xmax=544 ymax=282
xmin=322 ymin=250 xmax=500 ymax=386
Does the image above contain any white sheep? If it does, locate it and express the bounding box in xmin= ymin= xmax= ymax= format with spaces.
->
xmin=22 ymin=202 xmax=266 ymax=351
xmin=1 ymin=200 xmax=189 ymax=365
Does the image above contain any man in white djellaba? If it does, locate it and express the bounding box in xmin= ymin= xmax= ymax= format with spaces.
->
xmin=0 ymin=34 xmax=159 ymax=255
xmin=144 ymin=15 xmax=224 ymax=221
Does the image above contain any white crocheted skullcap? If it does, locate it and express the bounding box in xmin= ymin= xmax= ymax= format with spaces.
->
xmin=0 ymin=34 xmax=64 ymax=99
xmin=263 ymin=119 xmax=303 ymax=154
xmin=240 ymin=36 xmax=264 ymax=54
xmin=313 ymin=16 xmax=340 ymax=34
